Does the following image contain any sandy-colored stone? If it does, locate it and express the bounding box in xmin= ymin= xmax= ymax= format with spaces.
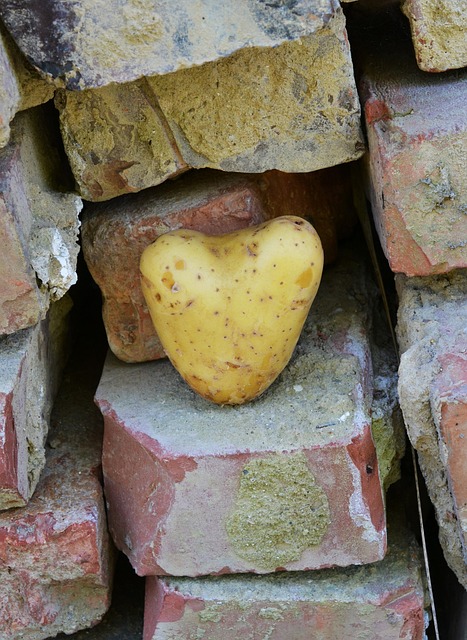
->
xmin=0 ymin=23 xmax=54 ymax=148
xmin=0 ymin=105 xmax=82 ymax=335
xmin=144 ymin=517 xmax=427 ymax=639
xmin=357 ymin=19 xmax=467 ymax=276
xmin=0 ymin=296 xmax=71 ymax=510
xmin=402 ymin=0 xmax=467 ymax=72
xmin=56 ymin=7 xmax=363 ymax=201
xmin=2 ymin=0 xmax=349 ymax=90
xmin=397 ymin=269 xmax=467 ymax=589
xmin=96 ymin=245 xmax=389 ymax=576
xmin=0 ymin=330 xmax=113 ymax=639
xmin=82 ymin=167 xmax=357 ymax=363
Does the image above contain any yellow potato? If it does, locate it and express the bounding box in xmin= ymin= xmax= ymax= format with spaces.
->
xmin=140 ymin=215 xmax=323 ymax=405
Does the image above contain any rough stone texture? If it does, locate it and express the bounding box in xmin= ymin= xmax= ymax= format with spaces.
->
xmin=0 ymin=327 xmax=113 ymax=640
xmin=356 ymin=12 xmax=467 ymax=277
xmin=0 ymin=296 xmax=71 ymax=510
xmin=370 ymin=306 xmax=406 ymax=495
xmin=396 ymin=269 xmax=467 ymax=589
xmin=0 ymin=23 xmax=54 ymax=148
xmin=402 ymin=0 xmax=467 ymax=72
xmin=56 ymin=7 xmax=364 ymax=201
xmin=144 ymin=517 xmax=427 ymax=640
xmin=2 ymin=0 xmax=348 ymax=90
xmin=96 ymin=245 xmax=389 ymax=576
xmin=82 ymin=166 xmax=357 ymax=363
xmin=0 ymin=104 xmax=82 ymax=335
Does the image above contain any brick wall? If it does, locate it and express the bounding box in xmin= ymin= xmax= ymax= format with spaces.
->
xmin=0 ymin=1 xmax=465 ymax=638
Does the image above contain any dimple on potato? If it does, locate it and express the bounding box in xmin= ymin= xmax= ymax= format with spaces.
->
xmin=140 ymin=215 xmax=323 ymax=405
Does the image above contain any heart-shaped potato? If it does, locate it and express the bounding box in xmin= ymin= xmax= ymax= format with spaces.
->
xmin=140 ymin=215 xmax=323 ymax=405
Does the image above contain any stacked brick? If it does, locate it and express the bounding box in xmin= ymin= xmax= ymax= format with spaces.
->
xmin=0 ymin=17 xmax=113 ymax=638
xmin=349 ymin=0 xmax=467 ymax=594
xmin=7 ymin=0 xmax=467 ymax=636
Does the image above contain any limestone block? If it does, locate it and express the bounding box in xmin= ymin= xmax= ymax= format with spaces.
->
xmin=0 ymin=23 xmax=54 ymax=148
xmin=81 ymin=167 xmax=357 ymax=363
xmin=402 ymin=0 xmax=467 ymax=72
xmin=0 ymin=105 xmax=82 ymax=334
xmin=0 ymin=296 xmax=71 ymax=510
xmin=358 ymin=21 xmax=467 ymax=276
xmin=0 ymin=331 xmax=113 ymax=639
xmin=2 ymin=0 xmax=351 ymax=90
xmin=56 ymin=7 xmax=364 ymax=201
xmin=397 ymin=269 xmax=467 ymax=589
xmin=95 ymin=245 xmax=389 ymax=576
xmin=145 ymin=521 xmax=427 ymax=639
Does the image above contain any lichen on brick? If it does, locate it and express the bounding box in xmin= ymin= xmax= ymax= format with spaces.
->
xmin=226 ymin=452 xmax=330 ymax=569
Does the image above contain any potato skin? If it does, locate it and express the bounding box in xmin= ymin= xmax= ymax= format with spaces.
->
xmin=140 ymin=215 xmax=323 ymax=405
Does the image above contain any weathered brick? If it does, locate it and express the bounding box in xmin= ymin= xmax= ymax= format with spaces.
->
xmin=0 ymin=332 xmax=113 ymax=639
xmin=96 ymin=246 xmax=387 ymax=576
xmin=55 ymin=7 xmax=363 ymax=201
xmin=0 ymin=23 xmax=54 ymax=148
xmin=0 ymin=296 xmax=71 ymax=510
xmin=402 ymin=0 xmax=467 ymax=72
xmin=2 ymin=0 xmax=353 ymax=90
xmin=144 ymin=518 xmax=427 ymax=639
xmin=355 ymin=9 xmax=467 ymax=276
xmin=0 ymin=105 xmax=82 ymax=334
xmin=82 ymin=167 xmax=357 ymax=363
xmin=397 ymin=269 xmax=467 ymax=589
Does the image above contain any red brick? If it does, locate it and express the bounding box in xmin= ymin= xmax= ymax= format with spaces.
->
xmin=82 ymin=167 xmax=357 ymax=363
xmin=144 ymin=519 xmax=426 ymax=639
xmin=96 ymin=247 xmax=387 ymax=576
xmin=0 ymin=106 xmax=82 ymax=335
xmin=0 ymin=333 xmax=113 ymax=639
xmin=431 ymin=335 xmax=467 ymax=555
xmin=397 ymin=270 xmax=467 ymax=588
xmin=0 ymin=298 xmax=70 ymax=510
xmin=357 ymin=12 xmax=467 ymax=276
xmin=0 ymin=139 xmax=42 ymax=333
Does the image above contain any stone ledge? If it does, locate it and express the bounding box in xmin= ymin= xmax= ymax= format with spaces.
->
xmin=96 ymin=246 xmax=389 ymax=576
xmin=144 ymin=514 xmax=427 ymax=639
xmin=56 ymin=9 xmax=363 ymax=201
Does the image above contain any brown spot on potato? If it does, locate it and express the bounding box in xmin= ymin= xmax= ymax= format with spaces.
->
xmin=175 ymin=259 xmax=186 ymax=270
xmin=161 ymin=271 xmax=175 ymax=289
xmin=295 ymin=268 xmax=313 ymax=288
xmin=246 ymin=242 xmax=258 ymax=257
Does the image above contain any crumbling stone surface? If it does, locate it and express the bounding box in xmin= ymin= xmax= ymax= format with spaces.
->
xmin=145 ymin=518 xmax=427 ymax=639
xmin=402 ymin=0 xmax=467 ymax=72
xmin=0 ymin=328 xmax=113 ymax=639
xmin=96 ymin=246 xmax=389 ymax=576
xmin=0 ymin=105 xmax=82 ymax=335
xmin=82 ymin=167 xmax=357 ymax=363
xmin=2 ymin=0 xmax=350 ymax=90
xmin=0 ymin=296 xmax=71 ymax=510
xmin=0 ymin=23 xmax=54 ymax=149
xmin=370 ymin=306 xmax=406 ymax=494
xmin=357 ymin=15 xmax=467 ymax=276
xmin=55 ymin=6 xmax=363 ymax=201
xmin=397 ymin=269 xmax=467 ymax=589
